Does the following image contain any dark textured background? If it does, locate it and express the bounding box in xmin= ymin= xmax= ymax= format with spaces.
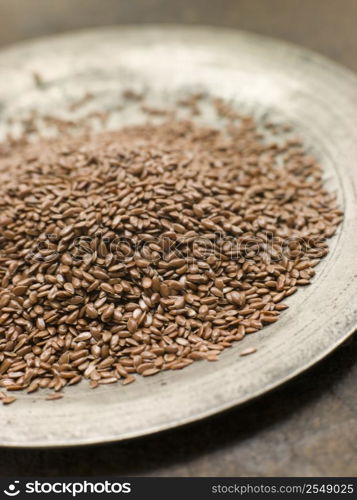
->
xmin=0 ymin=0 xmax=356 ymax=477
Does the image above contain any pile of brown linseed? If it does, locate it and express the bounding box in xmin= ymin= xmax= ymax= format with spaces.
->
xmin=0 ymin=118 xmax=342 ymax=402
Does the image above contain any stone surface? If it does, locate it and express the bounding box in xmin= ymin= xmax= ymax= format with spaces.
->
xmin=0 ymin=0 xmax=356 ymax=477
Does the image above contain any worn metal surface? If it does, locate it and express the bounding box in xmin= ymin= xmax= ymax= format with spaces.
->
xmin=0 ymin=26 xmax=356 ymax=447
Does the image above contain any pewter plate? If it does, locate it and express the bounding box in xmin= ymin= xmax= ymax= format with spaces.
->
xmin=0 ymin=26 xmax=356 ymax=447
